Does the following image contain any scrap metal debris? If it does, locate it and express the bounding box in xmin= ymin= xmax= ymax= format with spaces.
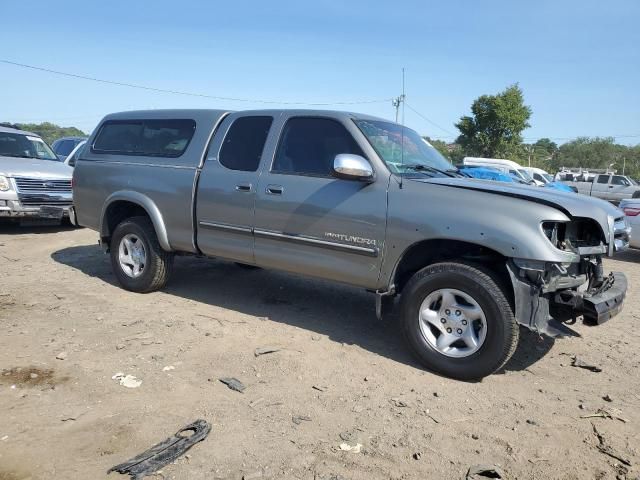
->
xmin=254 ymin=347 xmax=280 ymax=357
xmin=570 ymin=356 xmax=602 ymax=373
xmin=466 ymin=464 xmax=505 ymax=479
xmin=108 ymin=419 xmax=211 ymax=479
xmin=339 ymin=442 xmax=362 ymax=453
xmin=580 ymin=408 xmax=627 ymax=423
xmin=292 ymin=415 xmax=312 ymax=425
xmin=219 ymin=377 xmax=245 ymax=393
xmin=591 ymin=422 xmax=631 ymax=466
xmin=112 ymin=373 xmax=142 ymax=389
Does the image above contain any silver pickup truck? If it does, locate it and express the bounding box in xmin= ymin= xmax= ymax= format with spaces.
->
xmin=73 ymin=109 xmax=629 ymax=380
xmin=0 ymin=126 xmax=73 ymax=222
xmin=561 ymin=173 xmax=640 ymax=203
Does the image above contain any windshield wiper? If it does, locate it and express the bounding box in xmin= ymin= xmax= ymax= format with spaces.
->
xmin=403 ymin=164 xmax=460 ymax=177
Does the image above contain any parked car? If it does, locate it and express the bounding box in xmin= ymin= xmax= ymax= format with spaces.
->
xmin=51 ymin=136 xmax=87 ymax=162
xmin=64 ymin=140 xmax=87 ymax=167
xmin=73 ymin=109 xmax=628 ymax=380
xmin=560 ymin=173 xmax=640 ymax=203
xmin=0 ymin=126 xmax=73 ymax=222
xmin=462 ymin=157 xmax=539 ymax=185
xmin=522 ymin=166 xmax=577 ymax=193
xmin=458 ymin=165 xmax=516 ymax=183
xmin=619 ymin=198 xmax=640 ymax=248
xmin=461 ymin=165 xmax=575 ymax=193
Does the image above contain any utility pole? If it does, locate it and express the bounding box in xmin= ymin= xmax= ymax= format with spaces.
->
xmin=392 ymin=68 xmax=406 ymax=123
xmin=392 ymin=96 xmax=404 ymax=123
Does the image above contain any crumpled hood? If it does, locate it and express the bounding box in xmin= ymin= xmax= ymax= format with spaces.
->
xmin=0 ymin=155 xmax=73 ymax=179
xmin=414 ymin=176 xmax=623 ymax=238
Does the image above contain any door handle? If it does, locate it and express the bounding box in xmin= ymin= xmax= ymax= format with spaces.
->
xmin=266 ymin=185 xmax=283 ymax=195
xmin=235 ymin=183 xmax=252 ymax=192
xmin=609 ymin=185 xmax=614 ymax=188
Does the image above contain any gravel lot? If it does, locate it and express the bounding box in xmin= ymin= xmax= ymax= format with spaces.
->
xmin=1 ymin=224 xmax=639 ymax=480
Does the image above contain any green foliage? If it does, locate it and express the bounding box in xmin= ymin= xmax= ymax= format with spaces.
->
xmin=549 ymin=137 xmax=640 ymax=178
xmin=424 ymin=137 xmax=465 ymax=165
xmin=0 ymin=121 xmax=86 ymax=145
xmin=455 ymin=84 xmax=531 ymax=159
xmin=533 ymin=138 xmax=558 ymax=155
xmin=424 ymin=137 xmax=450 ymax=157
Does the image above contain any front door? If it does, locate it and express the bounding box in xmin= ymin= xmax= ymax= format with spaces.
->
xmin=609 ymin=175 xmax=632 ymax=202
xmin=196 ymin=114 xmax=274 ymax=263
xmin=253 ymin=116 xmax=388 ymax=288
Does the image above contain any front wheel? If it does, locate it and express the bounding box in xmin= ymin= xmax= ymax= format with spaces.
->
xmin=400 ymin=262 xmax=518 ymax=381
xmin=110 ymin=216 xmax=174 ymax=293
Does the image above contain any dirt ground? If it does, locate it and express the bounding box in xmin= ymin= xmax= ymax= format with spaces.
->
xmin=1 ymin=224 xmax=639 ymax=480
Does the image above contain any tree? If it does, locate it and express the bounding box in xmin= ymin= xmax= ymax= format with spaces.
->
xmin=424 ymin=137 xmax=465 ymax=165
xmin=533 ymin=137 xmax=558 ymax=156
xmin=423 ymin=137 xmax=450 ymax=158
xmin=548 ymin=137 xmax=640 ymax=179
xmin=455 ymin=84 xmax=532 ymax=159
xmin=0 ymin=121 xmax=86 ymax=145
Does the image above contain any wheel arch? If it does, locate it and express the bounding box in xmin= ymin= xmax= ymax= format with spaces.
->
xmin=390 ymin=238 xmax=514 ymax=306
xmin=100 ymin=191 xmax=171 ymax=252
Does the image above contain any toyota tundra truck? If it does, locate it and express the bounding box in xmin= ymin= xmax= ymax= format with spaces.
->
xmin=72 ymin=109 xmax=629 ymax=380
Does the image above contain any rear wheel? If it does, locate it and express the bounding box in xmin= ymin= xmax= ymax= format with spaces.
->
xmin=400 ymin=262 xmax=518 ymax=380
xmin=110 ymin=216 xmax=173 ymax=293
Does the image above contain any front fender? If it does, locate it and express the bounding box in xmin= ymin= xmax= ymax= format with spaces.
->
xmin=101 ymin=191 xmax=172 ymax=251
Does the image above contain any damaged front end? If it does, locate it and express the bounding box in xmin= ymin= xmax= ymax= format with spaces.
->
xmin=507 ymin=216 xmax=629 ymax=337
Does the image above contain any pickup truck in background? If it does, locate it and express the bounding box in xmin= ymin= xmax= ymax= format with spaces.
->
xmin=561 ymin=173 xmax=640 ymax=203
xmin=73 ymin=109 xmax=629 ymax=380
xmin=0 ymin=125 xmax=74 ymax=223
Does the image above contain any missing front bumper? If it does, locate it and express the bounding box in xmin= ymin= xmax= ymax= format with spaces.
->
xmin=507 ymin=262 xmax=627 ymax=337
xmin=579 ymin=272 xmax=627 ymax=325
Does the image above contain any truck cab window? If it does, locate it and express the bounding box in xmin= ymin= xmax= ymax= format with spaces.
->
xmin=219 ymin=116 xmax=273 ymax=172
xmin=596 ymin=175 xmax=609 ymax=184
xmin=611 ymin=176 xmax=629 ymax=186
xmin=272 ymin=117 xmax=364 ymax=176
xmin=93 ymin=119 xmax=196 ymax=157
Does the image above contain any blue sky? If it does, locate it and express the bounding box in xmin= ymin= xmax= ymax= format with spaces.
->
xmin=1 ymin=0 xmax=639 ymax=145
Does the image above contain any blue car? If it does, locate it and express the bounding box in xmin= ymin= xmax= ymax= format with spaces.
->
xmin=543 ymin=181 xmax=576 ymax=193
xmin=459 ymin=166 xmax=576 ymax=193
xmin=458 ymin=166 xmax=517 ymax=183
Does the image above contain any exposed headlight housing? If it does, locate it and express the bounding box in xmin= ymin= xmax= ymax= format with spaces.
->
xmin=0 ymin=175 xmax=11 ymax=192
xmin=541 ymin=219 xmax=607 ymax=257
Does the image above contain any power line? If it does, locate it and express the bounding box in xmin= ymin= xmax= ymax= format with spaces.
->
xmin=523 ymin=134 xmax=640 ymax=141
xmin=404 ymin=103 xmax=456 ymax=136
xmin=0 ymin=59 xmax=392 ymax=106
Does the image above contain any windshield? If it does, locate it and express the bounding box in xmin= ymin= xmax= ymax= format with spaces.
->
xmin=517 ymin=169 xmax=533 ymax=182
xmin=542 ymin=173 xmax=553 ymax=183
xmin=354 ymin=120 xmax=454 ymax=174
xmin=0 ymin=132 xmax=59 ymax=161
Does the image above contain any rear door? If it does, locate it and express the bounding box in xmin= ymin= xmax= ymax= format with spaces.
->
xmin=592 ymin=174 xmax=612 ymax=199
xmin=196 ymin=113 xmax=274 ymax=263
xmin=252 ymin=115 xmax=388 ymax=288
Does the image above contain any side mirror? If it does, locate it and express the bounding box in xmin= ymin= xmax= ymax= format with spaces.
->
xmin=332 ymin=154 xmax=374 ymax=182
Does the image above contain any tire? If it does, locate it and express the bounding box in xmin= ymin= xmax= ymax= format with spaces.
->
xmin=632 ymin=191 xmax=640 ymax=199
xmin=400 ymin=262 xmax=518 ymax=381
xmin=110 ymin=216 xmax=174 ymax=293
